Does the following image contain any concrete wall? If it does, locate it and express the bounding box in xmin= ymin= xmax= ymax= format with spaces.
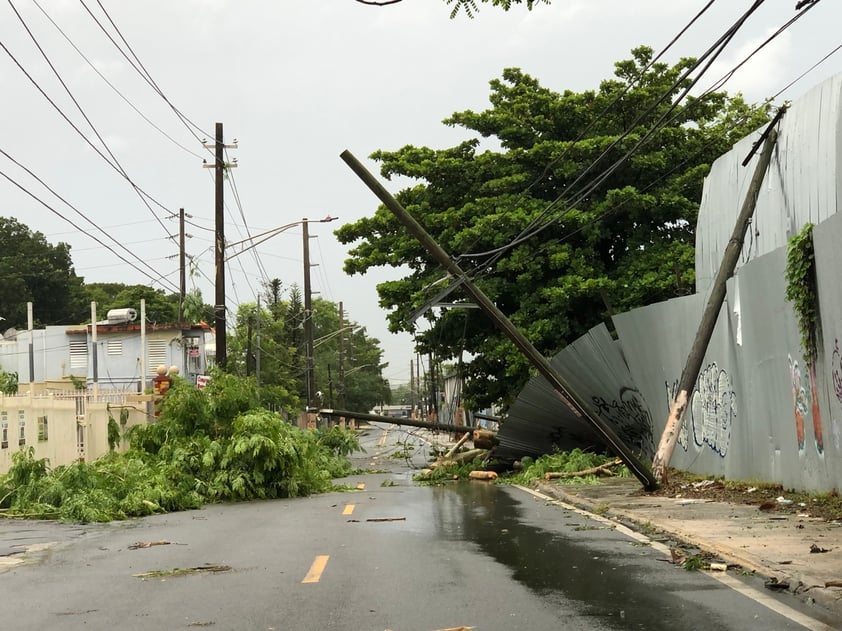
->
xmin=0 ymin=391 xmax=149 ymax=475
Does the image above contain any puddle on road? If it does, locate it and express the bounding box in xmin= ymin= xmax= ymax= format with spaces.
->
xmin=427 ymin=482 xmax=751 ymax=630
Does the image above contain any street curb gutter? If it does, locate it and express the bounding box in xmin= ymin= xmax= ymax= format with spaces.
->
xmin=520 ymin=481 xmax=842 ymax=627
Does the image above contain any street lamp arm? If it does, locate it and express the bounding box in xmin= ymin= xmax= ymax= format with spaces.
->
xmin=225 ymin=215 xmax=338 ymax=261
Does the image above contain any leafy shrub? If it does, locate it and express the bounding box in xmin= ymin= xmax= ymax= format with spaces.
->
xmin=0 ymin=376 xmax=359 ymax=523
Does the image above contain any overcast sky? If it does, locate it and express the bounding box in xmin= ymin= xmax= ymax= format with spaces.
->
xmin=1 ymin=0 xmax=840 ymax=386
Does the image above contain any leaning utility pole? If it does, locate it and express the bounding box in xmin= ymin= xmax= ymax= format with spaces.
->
xmin=652 ymin=117 xmax=784 ymax=483
xmin=341 ymin=149 xmax=657 ymax=490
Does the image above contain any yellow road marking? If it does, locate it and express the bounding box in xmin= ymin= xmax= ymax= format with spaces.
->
xmin=302 ymin=555 xmax=330 ymax=583
xmin=378 ymin=430 xmax=389 ymax=447
xmin=342 ymin=504 xmax=355 ymax=515
xmin=356 ymin=483 xmax=366 ymax=490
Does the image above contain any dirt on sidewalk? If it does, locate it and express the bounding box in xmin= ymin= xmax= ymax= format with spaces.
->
xmin=533 ymin=473 xmax=842 ymax=622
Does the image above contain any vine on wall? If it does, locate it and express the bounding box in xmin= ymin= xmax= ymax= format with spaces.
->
xmin=784 ymin=222 xmax=818 ymax=362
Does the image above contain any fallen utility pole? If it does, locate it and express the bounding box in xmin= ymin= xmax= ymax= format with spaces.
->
xmin=340 ymin=150 xmax=657 ymax=491
xmin=317 ymin=408 xmax=474 ymax=434
xmin=652 ymin=118 xmax=783 ymax=484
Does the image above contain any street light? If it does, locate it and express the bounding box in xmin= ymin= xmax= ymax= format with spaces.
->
xmin=301 ymin=216 xmax=338 ymax=410
xmin=214 ymin=215 xmax=338 ymax=405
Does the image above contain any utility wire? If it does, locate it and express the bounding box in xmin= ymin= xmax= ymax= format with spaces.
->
xmin=80 ymin=0 xmax=212 ymax=144
xmin=30 ymin=0 xmax=205 ymax=160
xmin=0 ymin=162 xmax=180 ymax=292
xmin=0 ymin=12 xmax=176 ymax=235
xmin=0 ymin=146 xmax=179 ymax=291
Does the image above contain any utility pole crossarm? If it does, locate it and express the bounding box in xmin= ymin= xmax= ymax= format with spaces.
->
xmin=340 ymin=149 xmax=657 ymax=490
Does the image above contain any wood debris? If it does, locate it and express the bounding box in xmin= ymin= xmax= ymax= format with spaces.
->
xmin=128 ymin=540 xmax=173 ymax=550
xmin=544 ymin=459 xmax=622 ymax=480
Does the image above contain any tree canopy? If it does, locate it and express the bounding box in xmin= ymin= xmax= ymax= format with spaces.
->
xmin=0 ymin=216 xmax=85 ymax=328
xmin=225 ymin=279 xmax=388 ymax=415
xmin=336 ymin=47 xmax=769 ymax=409
xmin=355 ymin=0 xmax=548 ymax=19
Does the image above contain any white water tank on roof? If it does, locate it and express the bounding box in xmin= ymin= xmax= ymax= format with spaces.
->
xmin=106 ymin=308 xmax=137 ymax=323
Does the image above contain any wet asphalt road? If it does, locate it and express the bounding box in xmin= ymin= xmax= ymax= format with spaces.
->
xmin=0 ymin=424 xmax=833 ymax=630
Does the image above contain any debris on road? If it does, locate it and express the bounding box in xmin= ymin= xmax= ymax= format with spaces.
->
xmin=133 ymin=564 xmax=231 ymax=579
xmin=127 ymin=540 xmax=175 ymax=550
xmin=543 ymin=458 xmax=622 ymax=480
xmin=468 ymin=470 xmax=498 ymax=481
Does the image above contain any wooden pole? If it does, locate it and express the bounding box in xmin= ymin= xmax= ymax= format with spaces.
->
xmin=340 ymin=149 xmax=658 ymax=490
xmin=651 ymin=127 xmax=780 ymax=483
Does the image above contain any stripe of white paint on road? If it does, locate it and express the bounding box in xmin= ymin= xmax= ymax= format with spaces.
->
xmin=514 ymin=485 xmax=835 ymax=631
xmin=302 ymin=555 xmax=330 ymax=584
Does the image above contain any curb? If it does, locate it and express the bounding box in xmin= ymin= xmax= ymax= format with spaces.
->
xmin=531 ymin=481 xmax=842 ymax=621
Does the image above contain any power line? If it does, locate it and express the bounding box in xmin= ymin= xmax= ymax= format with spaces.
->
xmin=30 ymin=0 xmax=206 ymax=161
xmin=0 ymin=14 xmax=176 ymax=236
xmin=0 ymin=160 xmax=180 ymax=292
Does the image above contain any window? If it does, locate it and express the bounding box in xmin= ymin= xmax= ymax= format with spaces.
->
xmin=147 ymin=339 xmax=167 ymax=375
xmin=106 ymin=339 xmax=123 ymax=356
xmin=69 ymin=339 xmax=88 ymax=370
xmin=18 ymin=410 xmax=25 ymax=446
xmin=38 ymin=416 xmax=48 ymax=441
xmin=1 ymin=411 xmax=7 ymax=449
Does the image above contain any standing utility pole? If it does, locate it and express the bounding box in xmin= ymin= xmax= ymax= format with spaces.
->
xmin=302 ymin=218 xmax=316 ymax=409
xmin=341 ymin=149 xmax=657 ymax=490
xmin=338 ymin=301 xmax=346 ymax=409
xmin=256 ymin=295 xmax=261 ymax=387
xmin=203 ymin=123 xmax=237 ymax=368
xmin=652 ymin=120 xmax=783 ymax=483
xmin=179 ymin=208 xmax=186 ymax=322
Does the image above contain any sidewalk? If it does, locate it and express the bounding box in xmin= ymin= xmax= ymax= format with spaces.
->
xmin=532 ymin=477 xmax=842 ymax=620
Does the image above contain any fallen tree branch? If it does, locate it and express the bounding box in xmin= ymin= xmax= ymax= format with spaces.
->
xmin=445 ymin=432 xmax=471 ymax=459
xmin=544 ymin=459 xmax=623 ymax=480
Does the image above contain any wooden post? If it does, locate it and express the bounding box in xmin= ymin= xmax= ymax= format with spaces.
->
xmin=340 ymin=149 xmax=658 ymax=490
xmin=652 ymin=126 xmax=781 ymax=483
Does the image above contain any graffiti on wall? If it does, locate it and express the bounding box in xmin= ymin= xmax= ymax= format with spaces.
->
xmin=591 ymin=387 xmax=655 ymax=457
xmin=789 ymin=353 xmax=824 ymax=455
xmin=663 ymin=362 xmax=735 ymax=457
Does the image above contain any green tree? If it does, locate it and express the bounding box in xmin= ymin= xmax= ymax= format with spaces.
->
xmin=0 ymin=217 xmax=86 ymax=327
xmin=226 ymin=280 xmax=387 ymax=414
xmin=355 ymin=0 xmax=548 ymax=19
xmin=336 ymin=47 xmax=769 ymax=409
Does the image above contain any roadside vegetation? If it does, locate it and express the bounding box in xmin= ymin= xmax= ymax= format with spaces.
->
xmin=415 ymin=448 xmax=628 ymax=486
xmin=0 ymin=372 xmax=360 ymax=523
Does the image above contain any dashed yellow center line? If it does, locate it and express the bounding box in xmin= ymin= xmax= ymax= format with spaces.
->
xmin=342 ymin=504 xmax=355 ymax=515
xmin=302 ymin=555 xmax=330 ymax=583
xmin=356 ymin=483 xmax=366 ymax=490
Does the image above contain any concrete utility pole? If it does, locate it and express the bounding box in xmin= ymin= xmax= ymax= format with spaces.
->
xmin=652 ymin=122 xmax=782 ymax=483
xmin=302 ymin=218 xmax=316 ymax=409
xmin=341 ymin=149 xmax=657 ymax=490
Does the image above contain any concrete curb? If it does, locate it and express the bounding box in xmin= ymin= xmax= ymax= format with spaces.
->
xmin=530 ymin=480 xmax=842 ymax=622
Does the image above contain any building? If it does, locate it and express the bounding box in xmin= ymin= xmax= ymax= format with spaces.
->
xmin=0 ymin=308 xmax=212 ymax=474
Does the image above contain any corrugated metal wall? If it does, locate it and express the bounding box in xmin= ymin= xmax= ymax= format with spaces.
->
xmin=498 ymin=74 xmax=842 ymax=492
xmin=696 ymin=74 xmax=842 ymax=291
